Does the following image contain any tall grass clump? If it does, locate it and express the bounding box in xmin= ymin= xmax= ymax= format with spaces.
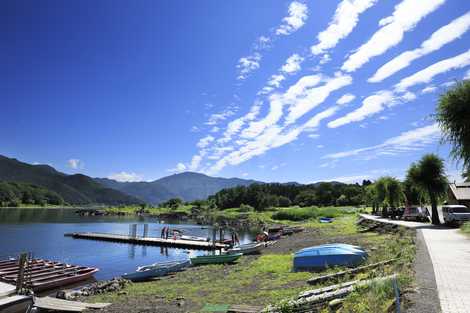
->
xmin=461 ymin=222 xmax=470 ymax=235
xmin=271 ymin=206 xmax=354 ymax=221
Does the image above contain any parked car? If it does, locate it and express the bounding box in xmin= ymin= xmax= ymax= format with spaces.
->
xmin=402 ymin=206 xmax=429 ymax=222
xmin=442 ymin=205 xmax=470 ymax=225
xmin=387 ymin=207 xmax=405 ymax=220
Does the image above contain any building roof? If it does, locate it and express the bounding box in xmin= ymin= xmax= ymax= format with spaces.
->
xmin=449 ymin=182 xmax=470 ymax=200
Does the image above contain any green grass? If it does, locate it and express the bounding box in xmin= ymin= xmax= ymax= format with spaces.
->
xmin=90 ymin=213 xmax=415 ymax=312
xmin=104 ymin=205 xmax=193 ymax=216
xmin=271 ymin=206 xmax=356 ymax=221
xmin=461 ymin=222 xmax=470 ymax=236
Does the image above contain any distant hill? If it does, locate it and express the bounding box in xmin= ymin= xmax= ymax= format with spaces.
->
xmin=96 ymin=172 xmax=259 ymax=204
xmin=0 ymin=155 xmax=142 ymax=205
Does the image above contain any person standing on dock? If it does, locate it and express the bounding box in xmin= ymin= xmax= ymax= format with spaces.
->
xmin=165 ymin=226 xmax=170 ymax=239
xmin=161 ymin=226 xmax=166 ymax=238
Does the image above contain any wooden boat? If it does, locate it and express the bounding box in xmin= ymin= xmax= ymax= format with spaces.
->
xmin=293 ymin=244 xmax=367 ymax=271
xmin=122 ymin=259 xmax=191 ymax=282
xmin=267 ymin=232 xmax=282 ymax=241
xmin=227 ymin=242 xmax=265 ymax=255
xmin=283 ymin=226 xmax=305 ymax=233
xmin=0 ymin=295 xmax=33 ymax=313
xmin=180 ymin=235 xmax=209 ymax=242
xmin=190 ymin=253 xmax=242 ymax=265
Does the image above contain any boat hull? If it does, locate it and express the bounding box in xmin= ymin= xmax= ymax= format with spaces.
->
xmin=227 ymin=243 xmax=264 ymax=255
xmin=122 ymin=260 xmax=190 ymax=282
xmin=294 ymin=244 xmax=367 ymax=271
xmin=190 ymin=253 xmax=242 ymax=265
xmin=0 ymin=295 xmax=33 ymax=313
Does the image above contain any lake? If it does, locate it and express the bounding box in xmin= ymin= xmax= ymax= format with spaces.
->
xmin=0 ymin=208 xmax=254 ymax=280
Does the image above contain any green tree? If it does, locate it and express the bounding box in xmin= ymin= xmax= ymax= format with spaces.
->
xmin=364 ymin=184 xmax=379 ymax=214
xmin=436 ymin=80 xmax=470 ymax=168
xmin=407 ymin=154 xmax=448 ymax=225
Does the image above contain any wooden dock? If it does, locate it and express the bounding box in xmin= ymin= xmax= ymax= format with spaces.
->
xmin=64 ymin=232 xmax=227 ymax=250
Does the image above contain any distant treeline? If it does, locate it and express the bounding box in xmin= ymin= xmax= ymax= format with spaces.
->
xmin=209 ymin=182 xmax=369 ymax=211
xmin=0 ymin=181 xmax=65 ymax=207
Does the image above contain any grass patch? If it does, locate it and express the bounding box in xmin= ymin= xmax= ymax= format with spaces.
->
xmin=461 ymin=222 xmax=470 ymax=236
xmin=90 ymin=214 xmax=415 ymax=313
xmin=271 ymin=206 xmax=356 ymax=222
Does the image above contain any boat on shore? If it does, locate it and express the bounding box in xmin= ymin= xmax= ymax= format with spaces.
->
xmin=319 ymin=217 xmax=334 ymax=223
xmin=227 ymin=242 xmax=265 ymax=255
xmin=293 ymin=243 xmax=367 ymax=271
xmin=190 ymin=253 xmax=242 ymax=265
xmin=0 ymin=258 xmax=99 ymax=292
xmin=122 ymin=259 xmax=190 ymax=282
xmin=0 ymin=295 xmax=33 ymax=313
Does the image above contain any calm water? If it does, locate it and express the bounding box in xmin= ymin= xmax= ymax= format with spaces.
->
xmin=0 ymin=208 xmax=253 ymax=280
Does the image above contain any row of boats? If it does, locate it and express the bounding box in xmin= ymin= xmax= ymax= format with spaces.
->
xmin=122 ymin=242 xmax=266 ymax=281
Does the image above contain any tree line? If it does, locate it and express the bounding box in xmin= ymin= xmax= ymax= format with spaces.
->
xmin=0 ymin=181 xmax=65 ymax=207
xmin=208 ymin=182 xmax=367 ymax=211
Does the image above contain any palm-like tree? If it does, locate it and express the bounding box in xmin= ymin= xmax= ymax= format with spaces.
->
xmin=407 ymin=154 xmax=448 ymax=225
xmin=436 ymin=80 xmax=470 ymax=168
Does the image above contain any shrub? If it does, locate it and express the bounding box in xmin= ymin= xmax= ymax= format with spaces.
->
xmin=239 ymin=204 xmax=255 ymax=212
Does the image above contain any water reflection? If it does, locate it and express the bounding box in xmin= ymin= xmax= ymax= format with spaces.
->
xmin=0 ymin=208 xmax=255 ymax=280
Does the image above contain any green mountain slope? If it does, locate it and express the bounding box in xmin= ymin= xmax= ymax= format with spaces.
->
xmin=96 ymin=172 xmax=258 ymax=204
xmin=0 ymin=155 xmax=142 ymax=205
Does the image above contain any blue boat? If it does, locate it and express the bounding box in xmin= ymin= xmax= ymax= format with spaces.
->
xmin=293 ymin=244 xmax=367 ymax=271
xmin=319 ymin=217 xmax=334 ymax=223
xmin=122 ymin=259 xmax=190 ymax=281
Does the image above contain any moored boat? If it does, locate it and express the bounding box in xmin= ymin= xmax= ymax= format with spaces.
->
xmin=227 ymin=242 xmax=265 ymax=255
xmin=293 ymin=243 xmax=367 ymax=271
xmin=180 ymin=235 xmax=209 ymax=242
xmin=190 ymin=253 xmax=242 ymax=265
xmin=319 ymin=217 xmax=334 ymax=223
xmin=0 ymin=295 xmax=33 ymax=313
xmin=122 ymin=259 xmax=190 ymax=282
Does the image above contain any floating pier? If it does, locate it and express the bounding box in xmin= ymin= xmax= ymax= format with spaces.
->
xmin=64 ymin=232 xmax=227 ymax=250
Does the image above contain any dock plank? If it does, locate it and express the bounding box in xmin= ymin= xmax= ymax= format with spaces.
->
xmin=34 ymin=296 xmax=111 ymax=312
xmin=65 ymin=232 xmax=226 ymax=250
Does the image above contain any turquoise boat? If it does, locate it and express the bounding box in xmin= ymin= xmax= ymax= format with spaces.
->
xmin=190 ymin=253 xmax=242 ymax=265
xmin=294 ymin=243 xmax=367 ymax=271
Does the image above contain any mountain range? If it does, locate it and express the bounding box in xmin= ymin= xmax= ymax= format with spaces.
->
xmin=0 ymin=155 xmax=258 ymax=205
xmin=96 ymin=173 xmax=258 ymax=204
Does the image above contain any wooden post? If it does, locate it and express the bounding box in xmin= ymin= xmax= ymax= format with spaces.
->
xmin=16 ymin=253 xmax=27 ymax=294
xmin=143 ymin=224 xmax=149 ymax=237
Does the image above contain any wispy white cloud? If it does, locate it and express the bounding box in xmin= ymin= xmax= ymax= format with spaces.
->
xmin=168 ymin=162 xmax=187 ymax=173
xmin=285 ymin=74 xmax=352 ymax=125
xmin=275 ymin=1 xmax=309 ymax=36
xmin=281 ymin=54 xmax=304 ymax=74
xmin=237 ymin=53 xmax=262 ymax=80
xmin=422 ymin=85 xmax=437 ymax=94
xmin=311 ymin=0 xmax=377 ymax=55
xmin=108 ymin=172 xmax=143 ymax=182
xmin=369 ymin=12 xmax=470 ymax=82
xmin=205 ymin=109 xmax=235 ymax=126
xmin=197 ymin=135 xmax=215 ymax=149
xmin=336 ymin=93 xmax=356 ymax=105
xmin=342 ymin=0 xmax=445 ymax=72
xmin=395 ymin=49 xmax=470 ymax=91
xmin=328 ymin=90 xmax=395 ymax=128
xmin=324 ymin=123 xmax=441 ymax=160
xmin=67 ymin=159 xmax=84 ymax=170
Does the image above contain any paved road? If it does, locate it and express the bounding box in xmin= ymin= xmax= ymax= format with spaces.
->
xmin=361 ymin=214 xmax=470 ymax=313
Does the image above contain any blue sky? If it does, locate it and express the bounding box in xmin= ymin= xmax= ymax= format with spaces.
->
xmin=1 ymin=0 xmax=470 ymax=183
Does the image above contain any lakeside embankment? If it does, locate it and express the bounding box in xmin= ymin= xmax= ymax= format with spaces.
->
xmin=85 ymin=210 xmax=416 ymax=313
